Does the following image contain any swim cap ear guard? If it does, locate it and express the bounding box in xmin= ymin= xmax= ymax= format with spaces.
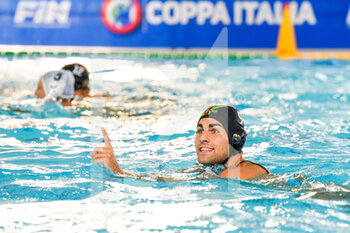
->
xmin=198 ymin=105 xmax=247 ymax=161
xmin=61 ymin=63 xmax=89 ymax=91
xmin=230 ymin=128 xmax=246 ymax=152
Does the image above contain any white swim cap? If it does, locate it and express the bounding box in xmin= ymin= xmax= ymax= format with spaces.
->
xmin=41 ymin=70 xmax=75 ymax=102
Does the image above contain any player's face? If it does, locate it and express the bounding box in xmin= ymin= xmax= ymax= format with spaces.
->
xmin=195 ymin=118 xmax=229 ymax=165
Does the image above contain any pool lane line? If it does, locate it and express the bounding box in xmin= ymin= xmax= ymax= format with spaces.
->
xmin=3 ymin=50 xmax=350 ymax=60
xmin=0 ymin=50 xmax=274 ymax=60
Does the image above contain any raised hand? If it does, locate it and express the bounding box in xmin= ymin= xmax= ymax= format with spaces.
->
xmin=90 ymin=128 xmax=125 ymax=174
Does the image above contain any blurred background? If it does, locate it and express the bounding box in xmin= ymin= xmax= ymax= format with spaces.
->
xmin=1 ymin=1 xmax=350 ymax=232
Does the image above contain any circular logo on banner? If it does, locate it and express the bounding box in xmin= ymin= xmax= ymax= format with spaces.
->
xmin=101 ymin=0 xmax=142 ymax=35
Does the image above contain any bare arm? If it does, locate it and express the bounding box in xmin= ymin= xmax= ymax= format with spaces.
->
xmin=90 ymin=128 xmax=223 ymax=181
xmin=89 ymin=128 xmax=188 ymax=181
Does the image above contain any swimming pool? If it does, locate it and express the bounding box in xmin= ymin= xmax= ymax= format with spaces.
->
xmin=0 ymin=55 xmax=349 ymax=232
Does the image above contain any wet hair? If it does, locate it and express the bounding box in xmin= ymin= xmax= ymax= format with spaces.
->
xmin=61 ymin=63 xmax=89 ymax=91
xmin=198 ymin=105 xmax=247 ymax=156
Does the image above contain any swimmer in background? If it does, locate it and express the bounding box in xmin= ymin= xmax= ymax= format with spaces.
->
xmin=35 ymin=63 xmax=109 ymax=105
xmin=90 ymin=105 xmax=269 ymax=180
xmin=34 ymin=68 xmax=75 ymax=106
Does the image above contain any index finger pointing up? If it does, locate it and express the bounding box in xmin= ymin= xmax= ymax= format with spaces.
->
xmin=102 ymin=127 xmax=112 ymax=148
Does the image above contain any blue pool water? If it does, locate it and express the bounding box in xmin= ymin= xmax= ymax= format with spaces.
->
xmin=0 ymin=56 xmax=349 ymax=232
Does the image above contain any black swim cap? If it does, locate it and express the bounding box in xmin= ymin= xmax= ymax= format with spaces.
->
xmin=198 ymin=105 xmax=247 ymax=155
xmin=62 ymin=63 xmax=89 ymax=91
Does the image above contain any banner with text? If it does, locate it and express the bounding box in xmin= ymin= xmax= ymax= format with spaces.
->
xmin=0 ymin=0 xmax=349 ymax=48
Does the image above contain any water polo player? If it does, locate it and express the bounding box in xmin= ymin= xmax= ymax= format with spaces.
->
xmin=90 ymin=105 xmax=269 ymax=180
xmin=195 ymin=105 xmax=269 ymax=179
xmin=35 ymin=69 xmax=75 ymax=106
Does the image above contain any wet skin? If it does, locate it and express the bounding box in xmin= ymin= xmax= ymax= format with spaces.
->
xmin=195 ymin=118 xmax=229 ymax=165
xmin=34 ymin=80 xmax=46 ymax=99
